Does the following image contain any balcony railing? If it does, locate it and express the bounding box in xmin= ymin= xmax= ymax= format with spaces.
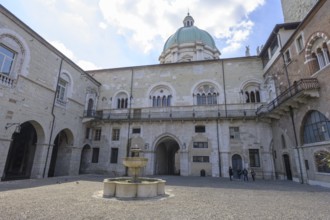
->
xmin=83 ymin=110 xmax=103 ymax=118
xmin=84 ymin=104 xmax=262 ymax=122
xmin=257 ymin=78 xmax=320 ymax=115
xmin=0 ymin=72 xmax=15 ymax=88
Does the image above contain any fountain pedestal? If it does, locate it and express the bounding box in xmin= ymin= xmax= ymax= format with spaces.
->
xmin=103 ymin=145 xmax=166 ymax=199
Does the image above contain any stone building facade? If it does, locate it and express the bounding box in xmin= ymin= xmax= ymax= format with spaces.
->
xmin=0 ymin=0 xmax=330 ymax=187
xmin=259 ymin=0 xmax=330 ymax=187
xmin=0 ymin=6 xmax=100 ymax=180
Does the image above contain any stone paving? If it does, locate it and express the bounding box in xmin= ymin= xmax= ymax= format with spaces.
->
xmin=0 ymin=175 xmax=330 ymax=220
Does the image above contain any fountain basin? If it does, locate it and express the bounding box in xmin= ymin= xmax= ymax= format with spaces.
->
xmin=103 ymin=177 xmax=166 ymax=198
xmin=122 ymin=157 xmax=148 ymax=168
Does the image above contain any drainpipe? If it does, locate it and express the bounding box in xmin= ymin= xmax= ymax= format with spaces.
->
xmin=289 ymin=106 xmax=304 ymax=184
xmin=43 ymin=58 xmax=63 ymax=178
xmin=216 ymin=119 xmax=222 ymax=177
xmin=221 ymin=60 xmax=227 ymax=117
xmin=125 ymin=68 xmax=134 ymax=175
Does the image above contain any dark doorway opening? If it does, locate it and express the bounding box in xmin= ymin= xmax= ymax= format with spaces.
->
xmin=79 ymin=145 xmax=91 ymax=174
xmin=155 ymin=137 xmax=180 ymax=175
xmin=283 ymin=154 xmax=292 ymax=180
xmin=2 ymin=122 xmax=37 ymax=181
xmin=48 ymin=130 xmax=71 ymax=177
xmin=232 ymin=154 xmax=243 ymax=179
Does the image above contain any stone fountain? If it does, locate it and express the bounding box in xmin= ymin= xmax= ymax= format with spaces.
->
xmin=103 ymin=145 xmax=166 ymax=198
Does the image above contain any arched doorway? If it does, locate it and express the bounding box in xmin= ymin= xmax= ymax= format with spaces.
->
xmin=79 ymin=144 xmax=91 ymax=174
xmin=232 ymin=154 xmax=243 ymax=179
xmin=155 ymin=137 xmax=180 ymax=175
xmin=48 ymin=129 xmax=73 ymax=177
xmin=2 ymin=122 xmax=37 ymax=181
xmin=283 ymin=154 xmax=292 ymax=180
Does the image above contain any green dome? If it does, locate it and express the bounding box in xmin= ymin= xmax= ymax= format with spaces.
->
xmin=163 ymin=26 xmax=217 ymax=51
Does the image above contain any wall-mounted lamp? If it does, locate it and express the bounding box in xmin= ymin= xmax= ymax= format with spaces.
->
xmin=5 ymin=123 xmax=21 ymax=133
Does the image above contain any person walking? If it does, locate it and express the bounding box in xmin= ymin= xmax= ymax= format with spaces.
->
xmin=243 ymin=168 xmax=249 ymax=181
xmin=251 ymin=169 xmax=256 ymax=181
xmin=229 ymin=166 xmax=233 ymax=181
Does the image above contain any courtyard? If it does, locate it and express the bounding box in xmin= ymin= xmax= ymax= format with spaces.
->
xmin=0 ymin=175 xmax=330 ymax=219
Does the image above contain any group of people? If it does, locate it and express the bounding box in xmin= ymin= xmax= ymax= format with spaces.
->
xmin=228 ymin=167 xmax=255 ymax=181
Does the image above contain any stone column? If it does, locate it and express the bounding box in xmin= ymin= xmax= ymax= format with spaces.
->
xmin=220 ymin=152 xmax=230 ymax=178
xmin=0 ymin=138 xmax=12 ymax=180
xmin=69 ymin=147 xmax=82 ymax=176
xmin=30 ymin=143 xmax=52 ymax=179
xmin=180 ymin=149 xmax=189 ymax=176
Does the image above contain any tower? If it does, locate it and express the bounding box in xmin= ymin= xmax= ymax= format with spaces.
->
xmin=281 ymin=0 xmax=318 ymax=22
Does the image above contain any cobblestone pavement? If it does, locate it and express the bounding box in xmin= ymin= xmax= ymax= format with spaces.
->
xmin=0 ymin=175 xmax=330 ymax=220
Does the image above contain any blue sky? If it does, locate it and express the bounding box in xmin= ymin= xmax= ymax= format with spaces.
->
xmin=0 ymin=0 xmax=283 ymax=70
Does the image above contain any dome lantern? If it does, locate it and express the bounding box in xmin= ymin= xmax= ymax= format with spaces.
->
xmin=183 ymin=13 xmax=194 ymax=27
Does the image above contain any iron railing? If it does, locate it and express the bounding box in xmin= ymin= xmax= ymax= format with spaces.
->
xmin=83 ymin=104 xmax=261 ymax=122
xmin=256 ymin=78 xmax=320 ymax=115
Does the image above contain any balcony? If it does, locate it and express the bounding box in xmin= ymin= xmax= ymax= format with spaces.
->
xmin=83 ymin=104 xmax=262 ymax=122
xmin=257 ymin=78 xmax=320 ymax=119
xmin=0 ymin=72 xmax=15 ymax=88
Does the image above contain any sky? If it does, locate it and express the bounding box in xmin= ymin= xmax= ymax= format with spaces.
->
xmin=0 ymin=0 xmax=284 ymax=70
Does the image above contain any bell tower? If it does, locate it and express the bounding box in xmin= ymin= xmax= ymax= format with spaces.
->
xmin=281 ymin=0 xmax=318 ymax=22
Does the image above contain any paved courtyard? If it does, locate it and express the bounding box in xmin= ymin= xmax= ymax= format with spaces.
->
xmin=0 ymin=175 xmax=330 ymax=220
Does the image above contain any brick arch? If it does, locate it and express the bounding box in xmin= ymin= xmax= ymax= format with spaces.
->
xmin=304 ymin=32 xmax=330 ymax=75
xmin=305 ymin=31 xmax=329 ymax=61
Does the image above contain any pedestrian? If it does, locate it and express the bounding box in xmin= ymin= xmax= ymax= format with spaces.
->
xmin=237 ymin=168 xmax=242 ymax=180
xmin=243 ymin=168 xmax=249 ymax=181
xmin=251 ymin=169 xmax=256 ymax=181
xmin=229 ymin=166 xmax=233 ymax=181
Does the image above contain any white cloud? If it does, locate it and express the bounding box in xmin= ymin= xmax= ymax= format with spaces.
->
xmin=99 ymin=0 xmax=265 ymax=55
xmin=99 ymin=22 xmax=107 ymax=30
xmin=50 ymin=41 xmax=99 ymax=70
xmin=50 ymin=41 xmax=75 ymax=60
xmin=77 ymin=60 xmax=100 ymax=70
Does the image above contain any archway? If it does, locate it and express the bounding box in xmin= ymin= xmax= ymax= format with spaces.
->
xmin=79 ymin=144 xmax=91 ymax=174
xmin=155 ymin=137 xmax=180 ymax=175
xmin=231 ymin=154 xmax=243 ymax=179
xmin=2 ymin=122 xmax=37 ymax=180
xmin=48 ymin=129 xmax=73 ymax=177
xmin=283 ymin=154 xmax=292 ymax=180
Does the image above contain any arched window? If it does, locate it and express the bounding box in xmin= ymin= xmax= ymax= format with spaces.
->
xmin=305 ymin=33 xmax=330 ymax=75
xmin=115 ymin=92 xmax=128 ymax=109
xmin=150 ymin=85 xmax=173 ymax=108
xmin=314 ymin=151 xmax=330 ymax=173
xmin=242 ymin=82 xmax=261 ymax=103
xmin=0 ymin=32 xmax=30 ymax=87
xmin=194 ymin=84 xmax=219 ymax=106
xmin=303 ymin=111 xmax=330 ymax=144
